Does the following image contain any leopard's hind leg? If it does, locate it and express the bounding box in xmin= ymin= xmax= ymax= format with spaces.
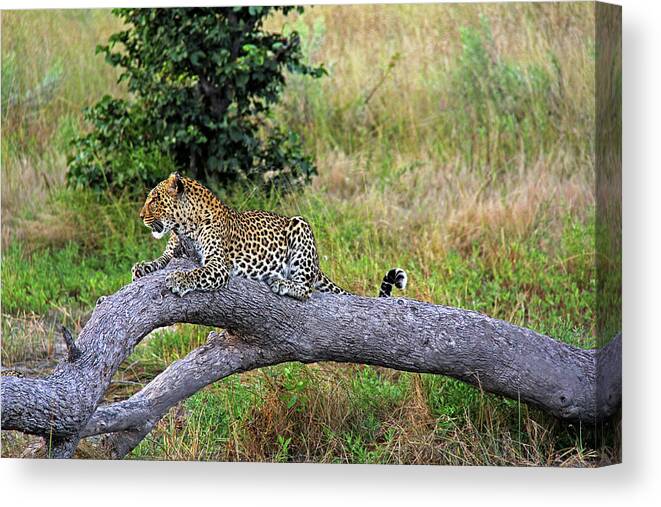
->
xmin=267 ymin=216 xmax=319 ymax=301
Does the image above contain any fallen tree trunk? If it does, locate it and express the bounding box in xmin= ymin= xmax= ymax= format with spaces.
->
xmin=1 ymin=258 xmax=622 ymax=458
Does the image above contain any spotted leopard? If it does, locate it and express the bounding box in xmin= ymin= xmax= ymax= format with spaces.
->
xmin=132 ymin=173 xmax=407 ymax=300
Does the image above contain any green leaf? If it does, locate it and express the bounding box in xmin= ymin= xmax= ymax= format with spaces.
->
xmin=287 ymin=395 xmax=298 ymax=410
xmin=189 ymin=50 xmax=205 ymax=66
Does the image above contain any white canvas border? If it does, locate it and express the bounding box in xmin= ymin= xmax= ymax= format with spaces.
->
xmin=1 ymin=0 xmax=659 ymax=505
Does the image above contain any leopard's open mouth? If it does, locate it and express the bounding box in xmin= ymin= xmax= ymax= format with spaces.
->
xmin=149 ymin=219 xmax=167 ymax=239
xmin=151 ymin=220 xmax=164 ymax=233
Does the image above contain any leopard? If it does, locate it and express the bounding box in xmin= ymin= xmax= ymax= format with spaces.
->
xmin=131 ymin=172 xmax=407 ymax=300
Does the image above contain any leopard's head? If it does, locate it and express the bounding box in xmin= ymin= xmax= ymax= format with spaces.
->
xmin=140 ymin=172 xmax=188 ymax=239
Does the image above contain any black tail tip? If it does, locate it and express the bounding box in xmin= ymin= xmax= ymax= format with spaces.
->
xmin=379 ymin=268 xmax=407 ymax=297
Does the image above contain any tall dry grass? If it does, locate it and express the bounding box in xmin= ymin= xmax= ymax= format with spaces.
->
xmin=274 ymin=3 xmax=594 ymax=160
xmin=1 ymin=10 xmax=124 ymax=245
xmin=268 ymin=2 xmax=596 ymax=268
xmin=301 ymin=151 xmax=593 ymax=266
xmin=2 ymin=5 xmax=596 ymax=252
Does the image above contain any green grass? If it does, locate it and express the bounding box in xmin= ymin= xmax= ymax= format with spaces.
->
xmin=1 ymin=189 xmax=161 ymax=315
xmin=2 ymin=188 xmax=605 ymax=463
xmin=0 ymin=177 xmax=606 ymax=465
xmin=1 ymin=185 xmax=595 ymax=341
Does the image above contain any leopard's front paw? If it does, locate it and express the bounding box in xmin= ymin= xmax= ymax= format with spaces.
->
xmin=270 ymin=279 xmax=288 ymax=296
xmin=132 ymin=261 xmax=153 ymax=281
xmin=165 ymin=271 xmax=193 ymax=297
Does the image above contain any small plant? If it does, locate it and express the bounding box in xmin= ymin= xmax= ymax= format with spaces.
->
xmin=67 ymin=7 xmax=326 ymax=194
xmin=274 ymin=435 xmax=292 ymax=462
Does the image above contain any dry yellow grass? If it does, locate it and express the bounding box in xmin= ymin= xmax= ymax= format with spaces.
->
xmin=269 ymin=2 xmax=596 ymax=273
xmin=273 ymin=3 xmax=594 ymax=160
xmin=301 ymin=150 xmax=593 ymax=267
xmin=3 ymin=5 xmax=596 ymax=253
xmin=1 ymin=10 xmax=124 ymax=243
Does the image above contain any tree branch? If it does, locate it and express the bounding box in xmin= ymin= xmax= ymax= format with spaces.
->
xmin=1 ymin=258 xmax=621 ymax=459
xmin=80 ymin=330 xmax=284 ymax=457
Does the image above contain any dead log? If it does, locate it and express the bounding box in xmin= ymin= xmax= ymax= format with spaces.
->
xmin=0 ymin=258 xmax=621 ymax=458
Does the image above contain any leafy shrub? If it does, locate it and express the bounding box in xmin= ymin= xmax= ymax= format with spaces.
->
xmin=67 ymin=7 xmax=325 ymax=194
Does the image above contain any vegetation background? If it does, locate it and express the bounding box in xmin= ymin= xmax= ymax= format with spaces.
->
xmin=1 ymin=3 xmax=618 ymax=464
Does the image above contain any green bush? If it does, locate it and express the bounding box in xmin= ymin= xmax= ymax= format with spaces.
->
xmin=67 ymin=7 xmax=325 ymax=194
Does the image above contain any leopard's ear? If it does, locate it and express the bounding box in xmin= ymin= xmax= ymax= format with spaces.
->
xmin=167 ymin=172 xmax=185 ymax=198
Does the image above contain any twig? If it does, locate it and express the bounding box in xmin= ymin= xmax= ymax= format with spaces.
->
xmin=61 ymin=326 xmax=81 ymax=362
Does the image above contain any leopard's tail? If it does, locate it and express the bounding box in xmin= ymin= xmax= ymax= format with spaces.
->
xmin=314 ymin=272 xmax=350 ymax=295
xmin=378 ymin=268 xmax=407 ymax=297
xmin=314 ymin=268 xmax=407 ymax=297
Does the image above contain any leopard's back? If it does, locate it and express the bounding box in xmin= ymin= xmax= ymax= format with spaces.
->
xmin=227 ymin=210 xmax=294 ymax=281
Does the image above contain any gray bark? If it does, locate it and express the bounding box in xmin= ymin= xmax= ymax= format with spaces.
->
xmin=1 ymin=258 xmax=622 ymax=459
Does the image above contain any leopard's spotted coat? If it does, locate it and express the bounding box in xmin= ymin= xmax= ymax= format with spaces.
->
xmin=132 ymin=173 xmax=407 ymax=300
